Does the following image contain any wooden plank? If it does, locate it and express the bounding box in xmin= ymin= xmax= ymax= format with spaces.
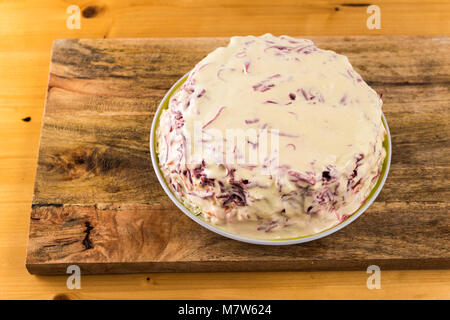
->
xmin=26 ymin=36 xmax=450 ymax=274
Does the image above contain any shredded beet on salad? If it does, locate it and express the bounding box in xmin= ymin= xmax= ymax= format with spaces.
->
xmin=156 ymin=34 xmax=386 ymax=240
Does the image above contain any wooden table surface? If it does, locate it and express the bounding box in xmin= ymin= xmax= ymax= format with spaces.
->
xmin=0 ymin=0 xmax=449 ymax=299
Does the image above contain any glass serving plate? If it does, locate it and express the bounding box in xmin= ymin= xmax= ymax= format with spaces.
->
xmin=150 ymin=73 xmax=392 ymax=245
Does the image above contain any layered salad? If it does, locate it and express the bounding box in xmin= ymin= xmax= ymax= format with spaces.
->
xmin=156 ymin=34 xmax=386 ymax=240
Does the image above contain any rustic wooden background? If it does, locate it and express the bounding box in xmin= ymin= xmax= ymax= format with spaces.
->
xmin=1 ymin=0 xmax=449 ymax=299
xmin=26 ymin=37 xmax=450 ymax=275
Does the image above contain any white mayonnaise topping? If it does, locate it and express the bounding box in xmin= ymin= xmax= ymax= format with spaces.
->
xmin=157 ymin=34 xmax=386 ymax=240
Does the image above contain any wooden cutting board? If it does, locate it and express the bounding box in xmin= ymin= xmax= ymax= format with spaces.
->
xmin=26 ymin=36 xmax=450 ymax=275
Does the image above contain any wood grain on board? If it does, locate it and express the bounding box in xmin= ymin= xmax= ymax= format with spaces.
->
xmin=26 ymin=37 xmax=450 ymax=274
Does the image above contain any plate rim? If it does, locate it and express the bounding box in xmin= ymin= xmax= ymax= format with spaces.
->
xmin=150 ymin=72 xmax=392 ymax=246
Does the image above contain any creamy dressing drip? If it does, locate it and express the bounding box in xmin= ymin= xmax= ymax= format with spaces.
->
xmin=157 ymin=34 xmax=386 ymax=240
